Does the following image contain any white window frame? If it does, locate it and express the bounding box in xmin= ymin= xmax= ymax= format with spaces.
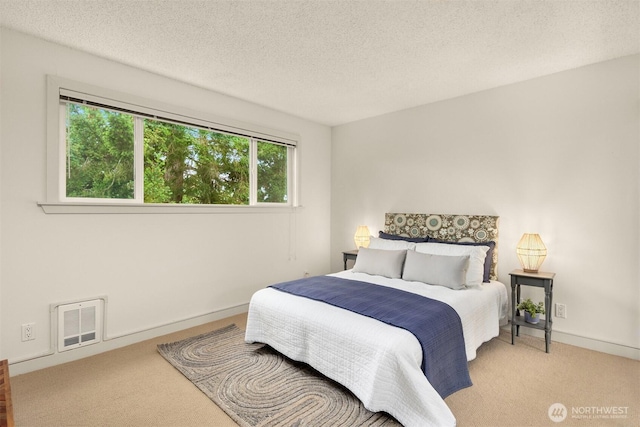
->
xmin=42 ymin=76 xmax=299 ymax=214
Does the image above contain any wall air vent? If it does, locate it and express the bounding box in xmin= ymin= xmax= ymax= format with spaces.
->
xmin=57 ymin=299 xmax=103 ymax=352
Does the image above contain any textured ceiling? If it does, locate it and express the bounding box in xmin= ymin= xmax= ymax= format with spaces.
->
xmin=1 ymin=0 xmax=638 ymax=126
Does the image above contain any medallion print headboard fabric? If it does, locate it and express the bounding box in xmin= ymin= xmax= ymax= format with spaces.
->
xmin=384 ymin=213 xmax=500 ymax=280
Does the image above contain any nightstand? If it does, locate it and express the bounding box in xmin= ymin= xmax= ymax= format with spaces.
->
xmin=510 ymin=269 xmax=555 ymax=353
xmin=342 ymin=250 xmax=358 ymax=270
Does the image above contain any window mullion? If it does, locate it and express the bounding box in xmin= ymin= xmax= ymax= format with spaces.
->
xmin=134 ymin=117 xmax=144 ymax=202
xmin=288 ymin=146 xmax=296 ymax=206
xmin=250 ymin=138 xmax=257 ymax=205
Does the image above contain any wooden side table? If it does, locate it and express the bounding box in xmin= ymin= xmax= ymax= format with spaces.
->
xmin=510 ymin=269 xmax=555 ymax=353
xmin=342 ymin=250 xmax=359 ymax=270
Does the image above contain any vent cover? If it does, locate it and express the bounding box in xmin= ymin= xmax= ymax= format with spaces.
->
xmin=57 ymin=299 xmax=102 ymax=351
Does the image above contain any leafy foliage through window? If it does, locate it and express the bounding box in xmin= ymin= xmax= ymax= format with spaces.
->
xmin=142 ymin=120 xmax=251 ymax=204
xmin=66 ymin=104 xmax=135 ymax=199
xmin=63 ymin=102 xmax=292 ymax=205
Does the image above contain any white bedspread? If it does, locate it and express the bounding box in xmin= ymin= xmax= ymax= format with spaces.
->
xmin=244 ymin=270 xmax=508 ymax=427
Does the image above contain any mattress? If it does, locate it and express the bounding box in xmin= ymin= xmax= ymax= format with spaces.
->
xmin=245 ymin=270 xmax=508 ymax=427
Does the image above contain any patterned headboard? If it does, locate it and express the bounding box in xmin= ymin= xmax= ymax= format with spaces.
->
xmin=384 ymin=213 xmax=500 ymax=280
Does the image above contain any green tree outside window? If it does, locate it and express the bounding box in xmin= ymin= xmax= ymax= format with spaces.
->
xmin=64 ymin=102 xmax=288 ymax=205
xmin=66 ymin=104 xmax=135 ymax=199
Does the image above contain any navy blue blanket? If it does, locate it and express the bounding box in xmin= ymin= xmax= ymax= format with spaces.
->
xmin=270 ymin=275 xmax=472 ymax=398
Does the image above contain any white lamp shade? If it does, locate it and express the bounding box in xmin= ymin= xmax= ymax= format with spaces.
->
xmin=516 ymin=233 xmax=547 ymax=273
xmin=354 ymin=225 xmax=371 ymax=249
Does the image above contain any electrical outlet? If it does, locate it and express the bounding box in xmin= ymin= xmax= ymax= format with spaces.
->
xmin=22 ymin=323 xmax=35 ymax=341
xmin=555 ymin=303 xmax=567 ymax=319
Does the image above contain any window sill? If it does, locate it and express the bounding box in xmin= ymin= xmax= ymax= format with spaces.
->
xmin=37 ymin=202 xmax=299 ymax=215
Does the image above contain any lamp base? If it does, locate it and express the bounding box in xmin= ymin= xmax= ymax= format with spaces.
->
xmin=522 ymin=268 xmax=539 ymax=273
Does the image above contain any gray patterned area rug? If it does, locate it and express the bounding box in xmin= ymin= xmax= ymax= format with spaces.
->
xmin=158 ymin=324 xmax=401 ymax=427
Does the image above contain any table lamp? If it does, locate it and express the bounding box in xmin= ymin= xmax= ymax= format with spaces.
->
xmin=516 ymin=233 xmax=547 ymax=273
xmin=354 ymin=225 xmax=370 ymax=249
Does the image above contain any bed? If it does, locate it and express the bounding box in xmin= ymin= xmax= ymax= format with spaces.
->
xmin=245 ymin=213 xmax=508 ymax=427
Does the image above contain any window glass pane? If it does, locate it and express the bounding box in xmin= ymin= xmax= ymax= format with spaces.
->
xmin=66 ymin=104 xmax=135 ymax=199
xmin=257 ymin=141 xmax=288 ymax=203
xmin=143 ymin=120 xmax=250 ymax=204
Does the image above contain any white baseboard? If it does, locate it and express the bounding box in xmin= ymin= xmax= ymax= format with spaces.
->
xmin=504 ymin=325 xmax=640 ymax=360
xmin=14 ymin=308 xmax=637 ymax=376
xmin=10 ymin=303 xmax=250 ymax=376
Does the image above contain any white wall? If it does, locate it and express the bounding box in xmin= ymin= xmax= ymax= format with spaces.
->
xmin=331 ymin=55 xmax=640 ymax=358
xmin=0 ymin=28 xmax=332 ymax=372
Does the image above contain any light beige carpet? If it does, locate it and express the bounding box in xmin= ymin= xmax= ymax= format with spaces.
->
xmin=446 ymin=331 xmax=639 ymax=426
xmin=158 ymin=324 xmax=400 ymax=426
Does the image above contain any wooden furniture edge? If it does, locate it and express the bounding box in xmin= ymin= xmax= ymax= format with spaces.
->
xmin=0 ymin=359 xmax=14 ymax=427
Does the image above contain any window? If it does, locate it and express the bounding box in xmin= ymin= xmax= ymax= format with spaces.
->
xmin=45 ymin=76 xmax=298 ymax=212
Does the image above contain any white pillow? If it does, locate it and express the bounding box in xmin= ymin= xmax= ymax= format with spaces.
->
xmin=414 ymin=242 xmax=489 ymax=287
xmin=353 ymin=247 xmax=406 ymax=279
xmin=402 ymin=250 xmax=470 ymax=290
xmin=368 ymin=236 xmax=416 ymax=251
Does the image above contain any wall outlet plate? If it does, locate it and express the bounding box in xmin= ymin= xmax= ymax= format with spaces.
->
xmin=22 ymin=323 xmax=35 ymax=341
xmin=555 ymin=303 xmax=567 ymax=319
